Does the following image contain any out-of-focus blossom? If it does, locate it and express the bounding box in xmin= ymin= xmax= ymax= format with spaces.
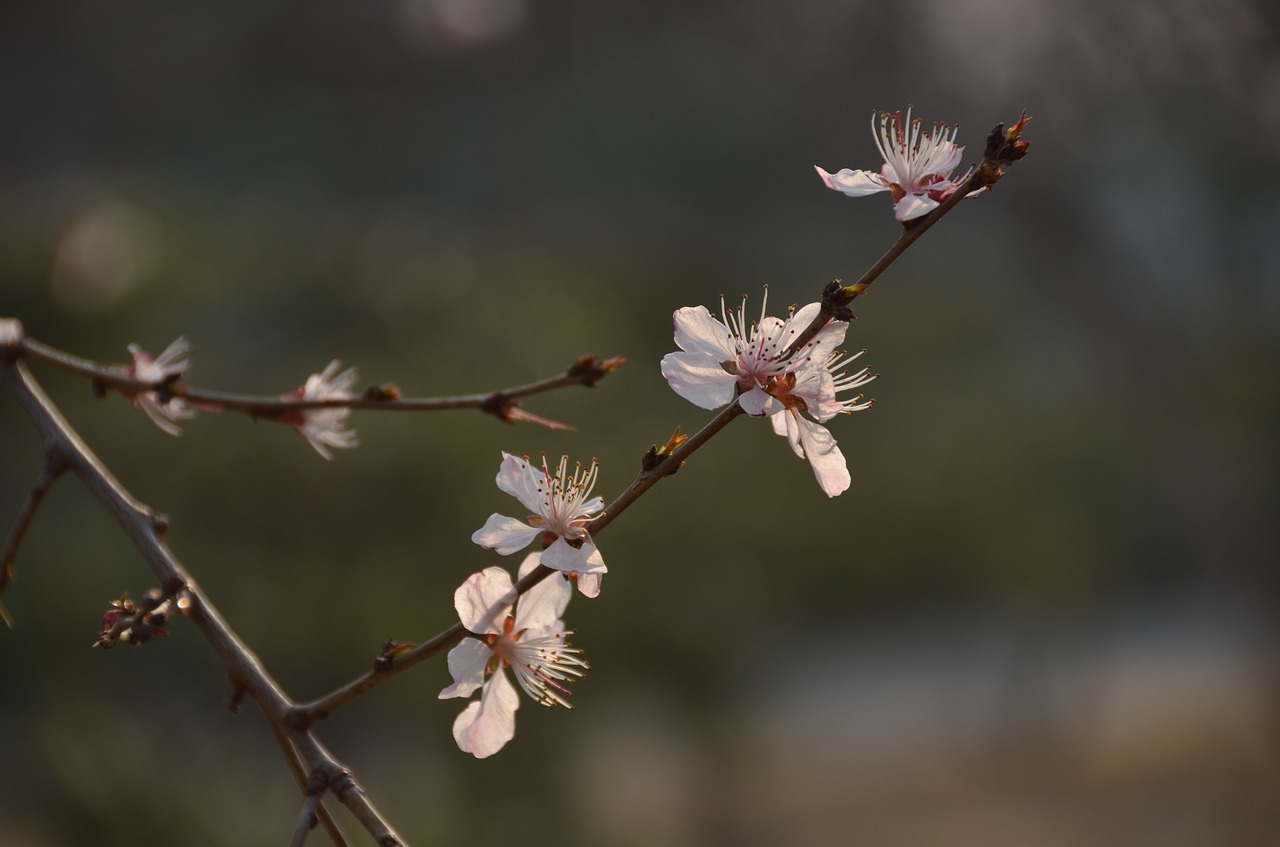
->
xmin=440 ymin=554 xmax=587 ymax=758
xmin=472 ymin=452 xmax=607 ymax=580
xmin=660 ymin=292 xmax=875 ymax=496
xmin=816 ymin=107 xmax=979 ymax=222
xmin=282 ymin=361 xmax=359 ymax=460
xmin=125 ymin=338 xmax=196 ymax=436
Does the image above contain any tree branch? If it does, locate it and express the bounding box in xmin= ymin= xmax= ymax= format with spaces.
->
xmin=0 ymin=344 xmax=406 ymax=847
xmin=18 ymin=335 xmax=622 ymax=424
xmin=0 ymin=453 xmax=67 ymax=628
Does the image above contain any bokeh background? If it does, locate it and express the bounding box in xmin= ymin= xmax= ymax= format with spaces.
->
xmin=3 ymin=1 xmax=1279 ymax=845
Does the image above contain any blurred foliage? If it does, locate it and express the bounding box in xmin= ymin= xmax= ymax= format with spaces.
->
xmin=2 ymin=0 xmax=1279 ymax=845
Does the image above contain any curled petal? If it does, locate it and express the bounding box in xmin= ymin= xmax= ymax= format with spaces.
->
xmin=815 ymin=166 xmax=888 ymax=197
xmin=779 ymin=411 xmax=851 ymax=497
xmin=893 ymin=193 xmax=939 ymax=222
xmin=574 ymin=572 xmax=603 ymax=599
xmin=541 ymin=537 xmax=606 ymax=575
xmin=452 ymin=670 xmax=520 ymax=759
xmin=472 ymin=513 xmax=541 ymax=556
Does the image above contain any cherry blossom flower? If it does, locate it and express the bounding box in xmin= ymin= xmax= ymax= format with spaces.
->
xmin=280 ymin=361 xmax=359 ymax=460
xmin=125 ymin=337 xmax=197 ymax=436
xmin=472 ymin=452 xmax=607 ymax=580
xmin=440 ymin=554 xmax=588 ymax=758
xmin=660 ymin=290 xmax=845 ymax=416
xmin=660 ymin=292 xmax=875 ymax=497
xmin=815 ymin=107 xmax=979 ymax=222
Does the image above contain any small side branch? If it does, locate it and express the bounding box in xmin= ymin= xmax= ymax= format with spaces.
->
xmin=289 ymin=770 xmax=328 ymax=847
xmin=0 ymin=431 xmax=67 ymax=629
xmin=18 ymin=336 xmax=624 ymax=426
xmin=268 ymin=720 xmax=350 ymax=847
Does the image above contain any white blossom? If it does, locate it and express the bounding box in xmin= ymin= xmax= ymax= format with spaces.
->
xmin=125 ymin=337 xmax=196 ymax=436
xmin=440 ymin=554 xmax=588 ymax=758
xmin=472 ymin=452 xmax=607 ymax=580
xmin=816 ymin=106 xmax=979 ymax=222
xmin=660 ymin=291 xmax=875 ymax=496
xmin=284 ymin=360 xmax=359 ymax=460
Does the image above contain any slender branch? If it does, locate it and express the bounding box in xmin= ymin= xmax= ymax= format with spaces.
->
xmin=0 ymin=350 xmax=406 ymax=847
xmin=290 ymin=793 xmax=322 ymax=847
xmin=0 ymin=454 xmax=67 ymax=628
xmin=268 ymin=719 xmax=350 ymax=847
xmin=18 ymin=336 xmax=621 ymax=418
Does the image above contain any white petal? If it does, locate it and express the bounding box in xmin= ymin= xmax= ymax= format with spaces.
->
xmin=494 ymin=453 xmax=546 ymax=515
xmin=815 ymin=166 xmax=888 ymax=197
xmin=574 ymin=572 xmax=603 ymax=598
xmin=672 ymin=306 xmax=734 ymax=359
xmin=893 ymin=193 xmax=939 ymax=221
xmin=452 ymin=670 xmax=519 ymax=759
xmin=660 ymin=352 xmax=737 ymax=410
xmin=453 ymin=567 xmax=515 ymax=634
xmin=514 ymin=564 xmax=573 ymax=630
xmin=738 ymin=386 xmax=779 ymax=417
xmin=794 ymin=415 xmax=851 ymax=497
xmin=471 ymin=513 xmax=541 ymax=555
xmin=516 ymin=551 xmax=543 ymax=580
xmin=541 ymin=537 xmax=607 ymax=574
xmin=439 ymin=638 xmax=492 ymax=699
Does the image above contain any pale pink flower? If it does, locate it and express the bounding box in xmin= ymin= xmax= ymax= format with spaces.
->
xmin=660 ymin=291 xmax=845 ymax=417
xmin=660 ymin=292 xmax=875 ymax=496
xmin=125 ymin=337 xmax=196 ymax=436
xmin=472 ymin=453 xmax=607 ymax=580
xmin=440 ymin=554 xmax=588 ymax=759
xmin=282 ymin=361 xmax=359 ymax=460
xmin=815 ymin=107 xmax=978 ymax=222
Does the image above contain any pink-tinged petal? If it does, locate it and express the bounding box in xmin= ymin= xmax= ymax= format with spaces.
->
xmin=815 ymin=166 xmax=887 ymax=197
xmin=516 ymin=551 xmax=543 ymax=581
xmin=792 ymin=415 xmax=850 ymax=497
xmin=738 ymin=386 xmax=779 ymax=417
xmin=514 ymin=565 xmax=573 ymax=631
xmin=893 ymin=193 xmax=939 ymax=221
xmin=495 ymin=453 xmax=546 ymax=515
xmin=471 ymin=513 xmax=541 ymax=556
xmin=574 ymin=572 xmax=602 ymax=598
xmin=769 ymin=409 xmax=790 ymax=439
xmin=541 ymin=537 xmax=606 ymax=574
xmin=439 ymin=638 xmax=492 ymax=699
xmin=452 ymin=670 xmax=519 ymax=759
xmin=880 ymin=162 xmax=902 ymax=187
xmin=453 ymin=567 xmax=516 ymax=634
xmin=672 ymin=306 xmax=735 ymax=359
xmin=660 ymin=352 xmax=738 ymax=410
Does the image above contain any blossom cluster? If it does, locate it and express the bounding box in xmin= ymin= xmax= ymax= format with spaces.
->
xmin=117 ymin=104 xmax=981 ymax=760
xmin=661 ymin=292 xmax=875 ymax=497
xmin=119 ymin=339 xmax=359 ymax=458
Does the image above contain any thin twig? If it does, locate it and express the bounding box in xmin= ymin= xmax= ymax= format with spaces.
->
xmin=0 ymin=455 xmax=66 ymax=628
xmin=290 ymin=769 xmax=327 ymax=847
xmin=268 ymin=719 xmax=350 ymax=847
xmin=19 ymin=336 xmax=621 ymax=417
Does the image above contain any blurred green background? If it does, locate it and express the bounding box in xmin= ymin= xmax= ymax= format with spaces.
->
xmin=3 ymin=1 xmax=1279 ymax=845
